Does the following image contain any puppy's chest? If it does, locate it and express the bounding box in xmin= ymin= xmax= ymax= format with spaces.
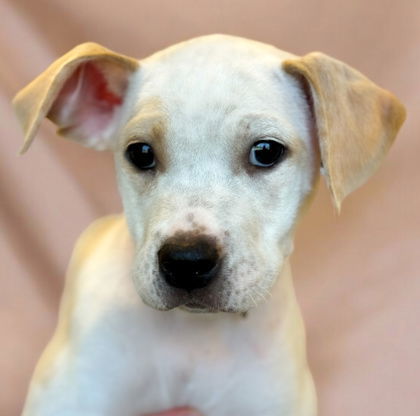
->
xmin=127 ymin=315 xmax=287 ymax=415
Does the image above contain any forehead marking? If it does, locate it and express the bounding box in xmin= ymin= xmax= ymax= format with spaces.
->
xmin=122 ymin=97 xmax=168 ymax=170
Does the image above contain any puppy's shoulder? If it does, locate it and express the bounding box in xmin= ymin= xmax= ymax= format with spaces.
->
xmin=29 ymin=215 xmax=131 ymax=387
xmin=69 ymin=214 xmax=129 ymax=273
xmin=58 ymin=214 xmax=132 ymax=327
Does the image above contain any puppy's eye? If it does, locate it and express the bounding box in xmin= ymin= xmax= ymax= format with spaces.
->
xmin=249 ymin=140 xmax=288 ymax=168
xmin=125 ymin=142 xmax=156 ymax=170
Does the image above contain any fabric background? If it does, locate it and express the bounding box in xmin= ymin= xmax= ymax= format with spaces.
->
xmin=1 ymin=0 xmax=419 ymax=414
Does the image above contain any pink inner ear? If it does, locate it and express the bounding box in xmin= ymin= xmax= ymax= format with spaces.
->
xmin=49 ymin=60 xmax=126 ymax=147
xmin=83 ymin=62 xmax=123 ymax=107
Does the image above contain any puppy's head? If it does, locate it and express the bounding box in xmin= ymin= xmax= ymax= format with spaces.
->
xmin=13 ymin=35 xmax=405 ymax=313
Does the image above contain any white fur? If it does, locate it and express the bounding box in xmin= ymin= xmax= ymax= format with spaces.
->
xmin=23 ymin=35 xmax=319 ymax=416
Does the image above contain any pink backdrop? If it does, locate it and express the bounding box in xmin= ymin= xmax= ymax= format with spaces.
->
xmin=1 ymin=0 xmax=419 ymax=414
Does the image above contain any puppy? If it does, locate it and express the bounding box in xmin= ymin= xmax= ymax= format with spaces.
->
xmin=13 ymin=34 xmax=405 ymax=416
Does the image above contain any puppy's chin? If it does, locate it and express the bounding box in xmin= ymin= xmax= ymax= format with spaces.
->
xmin=180 ymin=303 xmax=215 ymax=313
xmin=180 ymin=299 xmax=253 ymax=313
xmin=141 ymin=296 xmax=227 ymax=313
xmin=140 ymin=292 xmax=251 ymax=314
xmin=180 ymin=304 xmax=248 ymax=314
xmin=135 ymin=277 xmax=261 ymax=314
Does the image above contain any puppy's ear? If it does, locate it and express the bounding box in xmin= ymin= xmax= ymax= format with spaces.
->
xmin=13 ymin=42 xmax=139 ymax=153
xmin=283 ymin=53 xmax=406 ymax=210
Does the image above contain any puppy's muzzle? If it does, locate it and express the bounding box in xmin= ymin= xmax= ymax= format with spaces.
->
xmin=158 ymin=235 xmax=221 ymax=291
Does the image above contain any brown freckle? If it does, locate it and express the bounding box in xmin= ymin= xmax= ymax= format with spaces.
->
xmin=225 ymin=267 xmax=233 ymax=277
xmin=154 ymin=230 xmax=162 ymax=239
xmin=166 ymin=230 xmax=221 ymax=251
xmin=190 ymin=220 xmax=198 ymax=228
xmin=151 ymin=123 xmax=165 ymax=139
xmin=124 ymin=96 xmax=168 ymax=172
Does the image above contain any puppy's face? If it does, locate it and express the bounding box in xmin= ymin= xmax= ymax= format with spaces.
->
xmin=114 ymin=38 xmax=319 ymax=312
xmin=14 ymin=35 xmax=404 ymax=313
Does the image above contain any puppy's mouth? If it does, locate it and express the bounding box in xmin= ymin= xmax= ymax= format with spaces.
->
xmin=168 ymin=290 xmax=225 ymax=313
xmin=140 ymin=282 xmax=250 ymax=314
xmin=145 ymin=282 xmax=235 ymax=313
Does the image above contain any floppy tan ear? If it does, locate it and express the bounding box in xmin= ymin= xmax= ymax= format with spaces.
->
xmin=13 ymin=42 xmax=139 ymax=153
xmin=283 ymin=52 xmax=406 ymax=210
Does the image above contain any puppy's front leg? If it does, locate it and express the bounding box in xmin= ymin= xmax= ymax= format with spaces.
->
xmin=22 ymin=216 xmax=144 ymax=416
xmin=22 ymin=341 xmax=88 ymax=415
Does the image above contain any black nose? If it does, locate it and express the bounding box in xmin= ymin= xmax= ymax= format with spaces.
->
xmin=158 ymin=235 xmax=220 ymax=291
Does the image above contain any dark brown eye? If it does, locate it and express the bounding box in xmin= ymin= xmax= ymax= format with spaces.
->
xmin=125 ymin=142 xmax=156 ymax=170
xmin=249 ymin=140 xmax=288 ymax=167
